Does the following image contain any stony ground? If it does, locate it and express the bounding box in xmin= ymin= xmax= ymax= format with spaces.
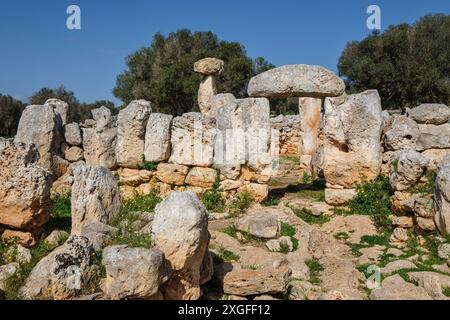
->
xmin=202 ymin=169 xmax=450 ymax=300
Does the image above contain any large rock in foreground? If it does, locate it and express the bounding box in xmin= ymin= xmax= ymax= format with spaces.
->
xmin=247 ymin=64 xmax=345 ymax=99
xmin=116 ymin=100 xmax=152 ymax=168
xmin=151 ymin=191 xmax=212 ymax=300
xmin=71 ymin=165 xmax=121 ymax=235
xmin=19 ymin=236 xmax=93 ymax=300
xmin=435 ymin=166 xmax=450 ymax=235
xmin=323 ymin=90 xmax=383 ymax=188
xmin=0 ymin=138 xmax=52 ymax=232
xmin=102 ymin=245 xmax=171 ymax=300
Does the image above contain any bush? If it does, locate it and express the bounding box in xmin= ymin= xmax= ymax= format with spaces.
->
xmin=229 ymin=192 xmax=254 ymax=217
xmin=347 ymin=176 xmax=393 ymax=233
xmin=202 ymin=171 xmax=224 ymax=212
xmin=138 ymin=154 xmax=158 ymax=171
xmin=45 ymin=194 xmax=72 ymax=233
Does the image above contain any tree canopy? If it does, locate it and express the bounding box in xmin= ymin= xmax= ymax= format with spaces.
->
xmin=338 ymin=14 xmax=450 ymax=110
xmin=0 ymin=94 xmax=24 ymax=137
xmin=113 ymin=29 xmax=274 ymax=116
xmin=30 ymin=85 xmax=116 ymax=123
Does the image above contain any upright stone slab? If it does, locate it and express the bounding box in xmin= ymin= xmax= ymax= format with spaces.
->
xmin=435 ymin=166 xmax=450 ymax=235
xmin=82 ymin=107 xmax=117 ymax=169
xmin=247 ymin=64 xmax=345 ymax=99
xmin=144 ymin=113 xmax=173 ymax=162
xmin=323 ymin=90 xmax=383 ymax=188
xmin=14 ymin=104 xmax=58 ymax=172
xmin=71 ymin=165 xmax=121 ymax=235
xmin=116 ymin=100 xmax=152 ymax=168
xmin=169 ymin=113 xmax=216 ymax=167
xmin=299 ymin=97 xmax=322 ymax=156
xmin=214 ymin=96 xmax=272 ymax=177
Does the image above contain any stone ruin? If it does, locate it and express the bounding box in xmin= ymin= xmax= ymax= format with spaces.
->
xmin=1 ymin=58 xmax=450 ymax=301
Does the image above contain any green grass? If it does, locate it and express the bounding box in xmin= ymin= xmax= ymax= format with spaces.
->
xmin=229 ymin=192 xmax=254 ymax=217
xmin=443 ymin=287 xmax=450 ymax=297
xmin=45 ymin=193 xmax=72 ymax=233
xmin=334 ymin=232 xmax=350 ymax=241
xmin=222 ymin=225 xmax=237 ymax=238
xmin=291 ymin=207 xmax=330 ymax=225
xmin=122 ymin=190 xmax=162 ymax=212
xmin=3 ymin=241 xmax=59 ymax=300
xmin=305 ymin=259 xmax=324 ymax=285
xmin=109 ymin=192 xmax=161 ymax=249
xmin=280 ymin=222 xmax=299 ymax=252
xmin=202 ymin=171 xmax=225 ymax=212
xmin=217 ymin=247 xmax=240 ymax=262
xmin=407 ymin=169 xmax=438 ymax=195
xmin=391 ymin=159 xmax=399 ymax=172
xmin=138 ymin=154 xmax=158 ymax=171
xmin=302 ymin=172 xmax=313 ymax=184
xmin=81 ymin=250 xmax=106 ymax=295
xmin=296 ymin=188 xmax=325 ymax=202
xmin=264 ymin=195 xmax=281 ymax=207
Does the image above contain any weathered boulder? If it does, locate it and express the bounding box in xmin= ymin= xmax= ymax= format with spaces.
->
xmin=407 ymin=104 xmax=450 ymax=125
xmin=435 ymin=166 xmax=450 ymax=235
xmin=64 ymin=123 xmax=82 ymax=146
xmin=91 ymin=106 xmax=114 ymax=130
xmin=155 ymin=163 xmax=189 ymax=186
xmin=438 ymin=154 xmax=450 ymax=171
xmin=185 ymin=167 xmax=217 ymax=188
xmin=266 ymin=237 xmax=294 ymax=253
xmin=64 ymin=146 xmax=84 ymax=162
xmin=325 ymin=188 xmax=357 ymax=206
xmin=44 ymin=230 xmax=70 ymax=246
xmin=80 ymin=221 xmax=118 ymax=251
xmin=247 ymin=64 xmax=345 ymax=99
xmin=71 ymin=165 xmax=121 ymax=235
xmin=384 ymin=115 xmax=421 ymax=151
xmin=118 ymin=168 xmax=153 ymax=187
xmin=19 ymin=236 xmax=93 ymax=300
xmin=223 ymin=267 xmax=291 ymax=296
xmin=0 ymin=263 xmax=19 ymax=291
xmin=102 ymin=245 xmax=171 ymax=300
xmin=144 ymin=113 xmax=173 ymax=162
xmin=116 ymin=100 xmax=152 ymax=168
xmin=418 ymin=124 xmax=450 ymax=150
xmin=82 ymin=128 xmax=116 ymax=169
xmin=45 ymin=99 xmax=70 ymax=127
xmin=389 ymin=150 xmax=429 ymax=191
xmin=235 ymin=213 xmax=279 ymax=239
xmin=170 ymin=113 xmax=216 ymax=166
xmin=370 ymin=274 xmax=432 ymax=300
xmin=422 ymin=149 xmax=450 ymax=170
xmin=237 ymin=183 xmax=269 ymax=203
xmin=14 ymin=104 xmax=60 ymax=173
xmin=151 ymin=191 xmax=212 ymax=300
xmin=194 ymin=58 xmax=224 ymax=76
xmin=0 ymin=138 xmax=52 ymax=232
xmin=322 ymin=90 xmax=383 ymax=188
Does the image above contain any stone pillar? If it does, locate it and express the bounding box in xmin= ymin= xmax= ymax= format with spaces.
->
xmin=299 ymin=97 xmax=322 ymax=155
xmin=299 ymin=97 xmax=322 ymax=170
xmin=194 ymin=58 xmax=224 ymax=115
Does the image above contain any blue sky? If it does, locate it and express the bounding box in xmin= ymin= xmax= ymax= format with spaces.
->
xmin=0 ymin=0 xmax=449 ymax=105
